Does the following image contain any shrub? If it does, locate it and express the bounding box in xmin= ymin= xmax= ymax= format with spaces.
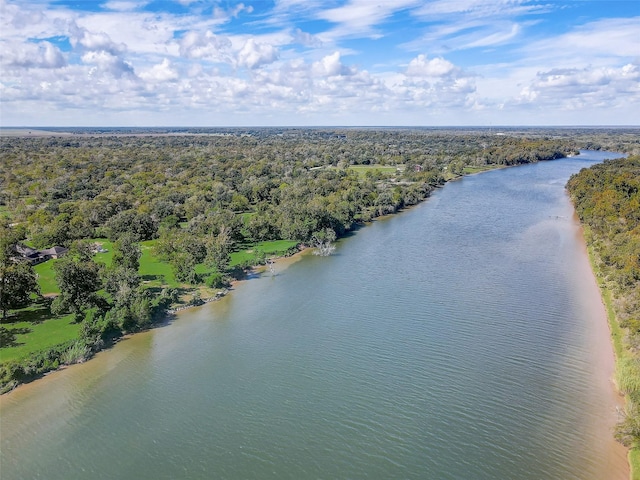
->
xmin=60 ymin=341 xmax=90 ymax=365
xmin=205 ymin=272 xmax=230 ymax=289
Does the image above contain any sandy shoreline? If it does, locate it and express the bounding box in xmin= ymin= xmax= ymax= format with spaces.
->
xmin=572 ymin=219 xmax=630 ymax=479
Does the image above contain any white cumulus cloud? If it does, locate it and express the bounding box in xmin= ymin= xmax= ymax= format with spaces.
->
xmin=312 ymin=52 xmax=353 ymax=77
xmin=70 ymin=23 xmax=126 ymax=55
xmin=179 ymin=30 xmax=232 ymax=62
xmin=517 ymin=63 xmax=640 ymax=109
xmin=82 ymin=50 xmax=135 ymax=78
xmin=236 ymin=39 xmax=278 ymax=69
xmin=2 ymin=40 xmax=66 ymax=69
xmin=139 ymin=58 xmax=179 ymax=82
xmin=406 ymin=55 xmax=456 ymax=77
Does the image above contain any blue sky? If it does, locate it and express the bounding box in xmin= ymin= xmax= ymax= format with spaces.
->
xmin=1 ymin=0 xmax=638 ymax=126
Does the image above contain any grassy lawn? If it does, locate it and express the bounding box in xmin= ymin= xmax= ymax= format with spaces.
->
xmin=230 ymin=240 xmax=298 ymax=267
xmin=347 ymin=165 xmax=398 ymax=177
xmin=34 ymin=237 xmax=299 ymax=295
xmin=0 ymin=205 xmax=11 ymax=221
xmin=0 ymin=303 xmax=78 ymax=364
xmin=92 ymin=239 xmax=114 ymax=267
xmin=34 ymin=260 xmax=60 ymax=295
xmin=139 ymin=239 xmax=179 ymax=288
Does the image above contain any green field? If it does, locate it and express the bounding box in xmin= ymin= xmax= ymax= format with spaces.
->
xmin=33 ymin=260 xmax=60 ymax=295
xmin=230 ymin=240 xmax=298 ymax=267
xmin=0 ymin=205 xmax=10 ymax=221
xmin=0 ymin=304 xmax=78 ymax=363
xmin=347 ymin=165 xmax=399 ymax=176
xmin=139 ymin=239 xmax=179 ymax=288
xmin=33 ymin=238 xmax=299 ymax=297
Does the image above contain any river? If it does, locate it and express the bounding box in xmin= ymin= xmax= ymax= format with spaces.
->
xmin=0 ymin=150 xmax=628 ymax=479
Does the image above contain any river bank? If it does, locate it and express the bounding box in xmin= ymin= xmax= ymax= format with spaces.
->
xmin=581 ymin=225 xmax=636 ymax=479
xmin=572 ymin=221 xmax=630 ymax=478
xmin=565 ymin=153 xmax=639 ymax=480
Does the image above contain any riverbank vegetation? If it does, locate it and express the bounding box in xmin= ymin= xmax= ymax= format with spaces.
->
xmin=566 ymin=155 xmax=640 ymax=474
xmin=1 ymin=127 xmax=638 ymax=392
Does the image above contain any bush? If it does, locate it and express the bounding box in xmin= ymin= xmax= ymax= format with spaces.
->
xmin=0 ymin=340 xmax=77 ymax=392
xmin=60 ymin=341 xmax=90 ymax=365
xmin=617 ymin=358 xmax=640 ymax=401
xmin=205 ymin=272 xmax=230 ymax=289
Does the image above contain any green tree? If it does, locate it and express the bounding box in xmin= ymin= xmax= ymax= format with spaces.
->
xmin=105 ymin=210 xmax=158 ymax=241
xmin=205 ymin=227 xmax=233 ymax=272
xmin=112 ymin=233 xmax=142 ymax=272
xmin=171 ymin=252 xmax=198 ymax=284
xmin=0 ymin=262 xmax=41 ymax=319
xmin=0 ymin=224 xmax=40 ymax=319
xmin=103 ymin=267 xmax=140 ymax=309
xmin=52 ymin=256 xmax=102 ymax=322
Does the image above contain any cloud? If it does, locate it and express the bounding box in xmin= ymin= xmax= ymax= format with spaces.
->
xmin=521 ymin=17 xmax=640 ymax=65
xmin=402 ymin=18 xmax=526 ymax=54
xmin=213 ymin=2 xmax=254 ymax=21
xmin=403 ymin=0 xmax=550 ymax=54
xmin=312 ymin=52 xmax=354 ymax=77
xmin=82 ymin=50 xmax=136 ymax=78
xmin=2 ymin=40 xmax=66 ymax=69
xmin=69 ymin=23 xmax=126 ymax=55
xmin=463 ymin=22 xmax=521 ymax=48
xmin=516 ymin=63 xmax=640 ymax=109
xmin=413 ymin=0 xmax=550 ymax=19
xmin=179 ymin=30 xmax=232 ymax=62
xmin=139 ymin=58 xmax=178 ymax=82
xmin=1 ymin=0 xmax=46 ymax=33
xmin=236 ymin=39 xmax=278 ymax=69
xmin=317 ymin=0 xmax=422 ymax=40
xmin=292 ymin=29 xmax=322 ymax=48
xmin=406 ymin=55 xmax=456 ymax=77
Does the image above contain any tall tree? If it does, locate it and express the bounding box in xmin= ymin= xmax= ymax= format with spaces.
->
xmin=52 ymin=256 xmax=102 ymax=322
xmin=0 ymin=262 xmax=40 ymax=319
xmin=112 ymin=233 xmax=142 ymax=272
xmin=205 ymin=226 xmax=233 ymax=272
xmin=0 ymin=224 xmax=40 ymax=319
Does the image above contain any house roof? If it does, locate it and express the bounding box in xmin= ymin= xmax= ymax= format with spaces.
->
xmin=14 ymin=244 xmax=38 ymax=256
xmin=40 ymin=246 xmax=69 ymax=256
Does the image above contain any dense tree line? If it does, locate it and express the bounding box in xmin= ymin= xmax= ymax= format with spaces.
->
xmin=566 ymin=155 xmax=640 ymax=447
xmin=0 ymin=130 xmax=578 ymax=250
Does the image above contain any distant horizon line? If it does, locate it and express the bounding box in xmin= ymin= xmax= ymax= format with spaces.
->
xmin=2 ymin=125 xmax=639 ymax=130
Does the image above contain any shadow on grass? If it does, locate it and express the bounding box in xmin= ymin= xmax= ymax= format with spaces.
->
xmin=0 ymin=327 xmax=31 ymax=347
xmin=141 ymin=274 xmax=164 ymax=282
xmin=144 ymin=286 xmax=165 ymax=296
xmin=1 ymin=299 xmax=53 ymax=326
